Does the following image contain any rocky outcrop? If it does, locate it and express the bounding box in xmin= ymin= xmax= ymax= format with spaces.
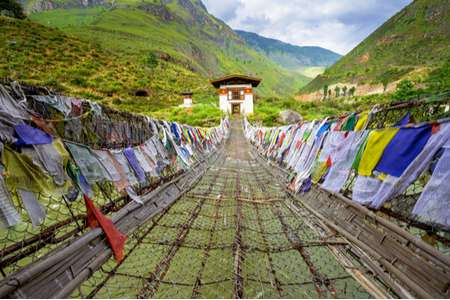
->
xmin=26 ymin=0 xmax=54 ymax=13
xmin=22 ymin=0 xmax=107 ymax=13
xmin=278 ymin=110 xmax=302 ymax=124
xmin=138 ymin=2 xmax=174 ymax=22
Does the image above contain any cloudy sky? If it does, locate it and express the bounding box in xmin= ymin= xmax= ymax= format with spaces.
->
xmin=202 ymin=0 xmax=412 ymax=54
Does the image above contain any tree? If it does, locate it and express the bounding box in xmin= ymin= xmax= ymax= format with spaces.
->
xmin=382 ymin=78 xmax=389 ymax=92
xmin=342 ymin=86 xmax=348 ymax=97
xmin=322 ymin=85 xmax=328 ymax=100
xmin=328 ymin=89 xmax=332 ymax=98
xmin=334 ymin=86 xmax=341 ymax=98
xmin=392 ymin=80 xmax=416 ymax=100
xmin=0 ymin=0 xmax=26 ymax=19
xmin=144 ymin=52 xmax=158 ymax=68
xmin=349 ymin=86 xmax=356 ymax=97
xmin=425 ymin=61 xmax=450 ymax=92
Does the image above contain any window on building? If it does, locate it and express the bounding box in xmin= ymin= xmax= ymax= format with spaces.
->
xmin=228 ymin=89 xmax=243 ymax=100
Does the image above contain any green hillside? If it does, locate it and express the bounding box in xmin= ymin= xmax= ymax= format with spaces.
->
xmin=300 ymin=0 xmax=450 ymax=94
xmin=4 ymin=0 xmax=448 ymax=127
xmin=22 ymin=0 xmax=309 ymax=97
xmin=236 ymin=30 xmax=341 ymax=77
xmin=0 ymin=15 xmax=229 ymax=126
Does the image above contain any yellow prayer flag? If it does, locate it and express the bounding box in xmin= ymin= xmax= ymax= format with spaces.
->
xmin=358 ymin=128 xmax=399 ymax=176
xmin=354 ymin=111 xmax=369 ymax=131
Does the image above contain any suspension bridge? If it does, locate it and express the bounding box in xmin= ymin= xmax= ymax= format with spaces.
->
xmin=0 ymin=83 xmax=448 ymax=298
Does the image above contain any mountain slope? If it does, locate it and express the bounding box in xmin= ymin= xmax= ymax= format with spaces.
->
xmin=0 ymin=15 xmax=211 ymax=110
xmin=236 ymin=30 xmax=341 ymax=76
xmin=299 ymin=0 xmax=450 ymax=96
xmin=21 ymin=0 xmax=310 ymax=96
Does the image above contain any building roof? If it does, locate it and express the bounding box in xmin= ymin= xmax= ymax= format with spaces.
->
xmin=210 ymin=74 xmax=262 ymax=88
xmin=180 ymin=91 xmax=193 ymax=96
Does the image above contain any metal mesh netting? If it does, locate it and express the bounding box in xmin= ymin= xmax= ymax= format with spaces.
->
xmin=0 ymin=82 xmax=208 ymax=280
xmin=251 ymin=94 xmax=450 ymax=255
xmin=366 ymin=94 xmax=450 ymax=131
xmin=340 ymin=96 xmax=450 ymax=253
xmin=70 ymin=121 xmax=377 ymax=298
xmin=0 ymin=177 xmax=180 ymax=278
xmin=0 ymin=181 xmax=121 ymax=276
xmin=339 ymin=169 xmax=450 ymax=253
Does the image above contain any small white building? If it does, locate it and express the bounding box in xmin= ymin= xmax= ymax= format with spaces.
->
xmin=211 ymin=74 xmax=261 ymax=115
xmin=179 ymin=92 xmax=193 ymax=108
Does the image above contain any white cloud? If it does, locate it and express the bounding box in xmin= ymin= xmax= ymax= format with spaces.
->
xmin=202 ymin=0 xmax=412 ymax=54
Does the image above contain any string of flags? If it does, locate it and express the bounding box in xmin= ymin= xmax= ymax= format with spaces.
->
xmin=244 ymin=108 xmax=450 ymax=229
xmin=0 ymin=83 xmax=230 ymax=262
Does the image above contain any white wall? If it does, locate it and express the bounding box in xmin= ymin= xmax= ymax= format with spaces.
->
xmin=219 ymin=94 xmax=229 ymax=113
xmin=243 ymin=93 xmax=253 ymax=114
xmin=183 ymin=98 xmax=192 ymax=107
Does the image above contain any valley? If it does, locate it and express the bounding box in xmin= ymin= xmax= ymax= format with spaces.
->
xmin=1 ymin=0 xmax=449 ymax=126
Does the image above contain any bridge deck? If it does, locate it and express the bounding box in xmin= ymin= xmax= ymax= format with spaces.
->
xmin=73 ymin=120 xmax=373 ymax=298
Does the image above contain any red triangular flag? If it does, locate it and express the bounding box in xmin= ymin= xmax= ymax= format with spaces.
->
xmin=84 ymin=195 xmax=128 ymax=262
xmin=326 ymin=156 xmax=333 ymax=167
xmin=432 ymin=123 xmax=440 ymax=134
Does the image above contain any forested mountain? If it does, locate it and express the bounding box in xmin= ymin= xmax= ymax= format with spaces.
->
xmin=236 ymin=30 xmax=341 ymax=77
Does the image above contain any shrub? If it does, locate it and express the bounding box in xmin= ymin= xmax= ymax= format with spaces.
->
xmin=144 ymin=52 xmax=158 ymax=69
xmin=392 ymin=80 xmax=416 ymax=101
xmin=70 ymin=76 xmax=88 ymax=87
xmin=425 ymin=61 xmax=450 ymax=92
xmin=334 ymin=86 xmax=341 ymax=98
xmin=349 ymin=86 xmax=356 ymax=96
xmin=112 ymin=98 xmax=123 ymax=105
xmin=322 ymin=85 xmax=328 ymax=100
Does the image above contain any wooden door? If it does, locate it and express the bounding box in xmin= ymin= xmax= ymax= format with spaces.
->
xmin=232 ymin=104 xmax=240 ymax=114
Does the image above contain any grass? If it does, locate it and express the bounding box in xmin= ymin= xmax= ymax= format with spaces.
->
xmin=6 ymin=0 xmax=448 ymax=129
xmin=249 ymin=97 xmax=352 ymax=126
xmin=251 ymin=64 xmax=450 ymax=127
xmin=132 ymin=103 xmax=224 ymax=128
xmin=0 ymin=15 xmax=218 ymax=124
xmin=3 ymin=12 xmax=443 ymax=129
xmin=297 ymin=66 xmax=326 ymax=78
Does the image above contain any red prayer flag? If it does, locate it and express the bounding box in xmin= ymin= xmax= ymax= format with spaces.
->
xmin=84 ymin=195 xmax=128 ymax=263
xmin=279 ymin=132 xmax=286 ymax=146
xmin=432 ymin=123 xmax=440 ymax=134
xmin=326 ymin=156 xmax=333 ymax=167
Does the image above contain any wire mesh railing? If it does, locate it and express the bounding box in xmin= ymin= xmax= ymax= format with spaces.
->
xmin=342 ymin=93 xmax=450 ymax=252
xmin=244 ymin=91 xmax=450 ymax=255
xmin=0 ymin=81 xmax=228 ymax=285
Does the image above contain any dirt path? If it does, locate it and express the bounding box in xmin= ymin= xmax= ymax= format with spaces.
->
xmin=76 ymin=119 xmax=372 ymax=299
